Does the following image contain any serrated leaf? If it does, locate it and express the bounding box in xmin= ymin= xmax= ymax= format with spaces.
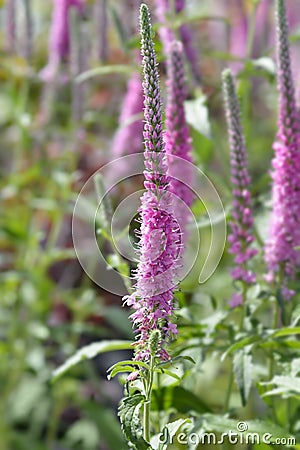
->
xmin=184 ymin=97 xmax=211 ymax=140
xmin=233 ymin=350 xmax=252 ymax=406
xmin=151 ymin=418 xmax=191 ymax=450
xmin=52 ymin=340 xmax=132 ymax=381
xmin=261 ymin=376 xmax=300 ymax=399
xmin=118 ymin=394 xmax=151 ymax=450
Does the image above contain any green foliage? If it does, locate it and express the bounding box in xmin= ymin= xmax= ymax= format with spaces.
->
xmin=233 ymin=349 xmax=253 ymax=406
xmin=193 ymin=414 xmax=295 ymax=441
xmin=151 ymin=386 xmax=210 ymax=415
xmin=118 ymin=394 xmax=150 ymax=450
xmin=52 ymin=340 xmax=132 ymax=381
xmin=184 ymin=96 xmax=212 ymax=140
xmin=151 ymin=418 xmax=191 ymax=450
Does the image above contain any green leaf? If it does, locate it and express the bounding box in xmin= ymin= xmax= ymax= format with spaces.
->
xmin=118 ymin=394 xmax=151 ymax=450
xmin=221 ymin=335 xmax=261 ymax=361
xmin=155 ymin=368 xmax=181 ymax=381
xmin=8 ymin=376 xmax=47 ymax=423
xmin=108 ymin=360 xmax=150 ymax=373
xmin=200 ymin=414 xmax=294 ymax=441
xmin=52 ymin=340 xmax=132 ymax=381
xmin=76 ymin=65 xmax=137 ymax=83
xmin=233 ymin=350 xmax=252 ymax=406
xmin=107 ymin=360 xmax=150 ymax=380
xmin=156 ymin=355 xmax=196 ymax=368
xmin=252 ymin=57 xmax=276 ymax=75
xmin=151 ymin=386 xmax=210 ymax=415
xmin=109 ymin=5 xmax=128 ymax=51
xmin=108 ymin=365 xmax=135 ymax=380
xmin=85 ymin=403 xmax=127 ymax=450
xmin=151 ymin=418 xmax=191 ymax=450
xmin=291 ymin=358 xmax=300 ymax=376
xmin=261 ymin=376 xmax=300 ymax=399
xmin=184 ymin=96 xmax=212 ymax=140
xmin=276 ymin=288 xmax=289 ymax=326
xmin=65 ymin=419 xmax=100 ymax=449
xmin=271 ymin=327 xmax=300 ymax=338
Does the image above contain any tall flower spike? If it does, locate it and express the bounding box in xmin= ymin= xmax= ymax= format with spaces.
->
xmin=222 ymin=69 xmax=257 ymax=307
xmin=5 ymin=0 xmax=16 ymax=53
xmin=264 ymin=0 xmax=300 ymax=297
xmin=123 ymin=4 xmax=181 ymax=362
xmin=165 ymin=41 xmax=194 ymax=235
xmin=40 ymin=0 xmax=83 ymax=81
xmin=174 ymin=0 xmax=201 ymax=84
xmin=154 ymin=0 xmax=200 ymax=83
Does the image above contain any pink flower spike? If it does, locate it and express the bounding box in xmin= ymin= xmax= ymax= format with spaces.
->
xmin=122 ymin=4 xmax=181 ymax=362
xmin=222 ymin=69 xmax=257 ymax=306
xmin=264 ymin=0 xmax=300 ymax=299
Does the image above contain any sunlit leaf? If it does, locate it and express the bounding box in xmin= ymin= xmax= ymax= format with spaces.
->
xmin=233 ymin=350 xmax=252 ymax=406
xmin=184 ymin=96 xmax=212 ymax=140
xmin=52 ymin=340 xmax=132 ymax=381
xmin=76 ymin=65 xmax=137 ymax=83
xmin=118 ymin=394 xmax=151 ymax=450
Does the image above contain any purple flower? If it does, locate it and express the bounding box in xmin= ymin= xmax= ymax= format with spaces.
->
xmin=154 ymin=0 xmax=200 ymax=83
xmin=222 ymin=69 xmax=257 ymax=300
xmin=154 ymin=0 xmax=174 ymax=53
xmin=165 ymin=41 xmax=194 ymax=234
xmin=40 ymin=0 xmax=83 ymax=80
xmin=123 ymin=4 xmax=181 ymax=362
xmin=228 ymin=1 xmax=248 ymax=73
xmin=175 ymin=0 xmax=201 ymax=84
xmin=94 ymin=0 xmax=108 ymax=62
xmin=112 ymin=71 xmax=144 ymax=159
xmin=264 ymin=0 xmax=300 ymax=294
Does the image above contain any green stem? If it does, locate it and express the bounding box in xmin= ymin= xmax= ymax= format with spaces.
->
xmin=143 ymin=401 xmax=151 ymax=442
xmin=239 ymin=282 xmax=248 ymax=332
xmin=246 ymin=2 xmax=258 ymax=59
xmin=268 ymin=297 xmax=280 ymax=424
xmin=223 ymin=365 xmax=234 ymax=413
xmin=143 ymin=355 xmax=155 ymax=442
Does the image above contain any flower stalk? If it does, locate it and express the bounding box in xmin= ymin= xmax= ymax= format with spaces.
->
xmin=222 ymin=68 xmax=257 ymax=308
xmin=124 ymin=3 xmax=181 ymax=364
xmin=264 ymin=0 xmax=300 ymax=299
xmin=165 ymin=40 xmax=194 ymax=235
